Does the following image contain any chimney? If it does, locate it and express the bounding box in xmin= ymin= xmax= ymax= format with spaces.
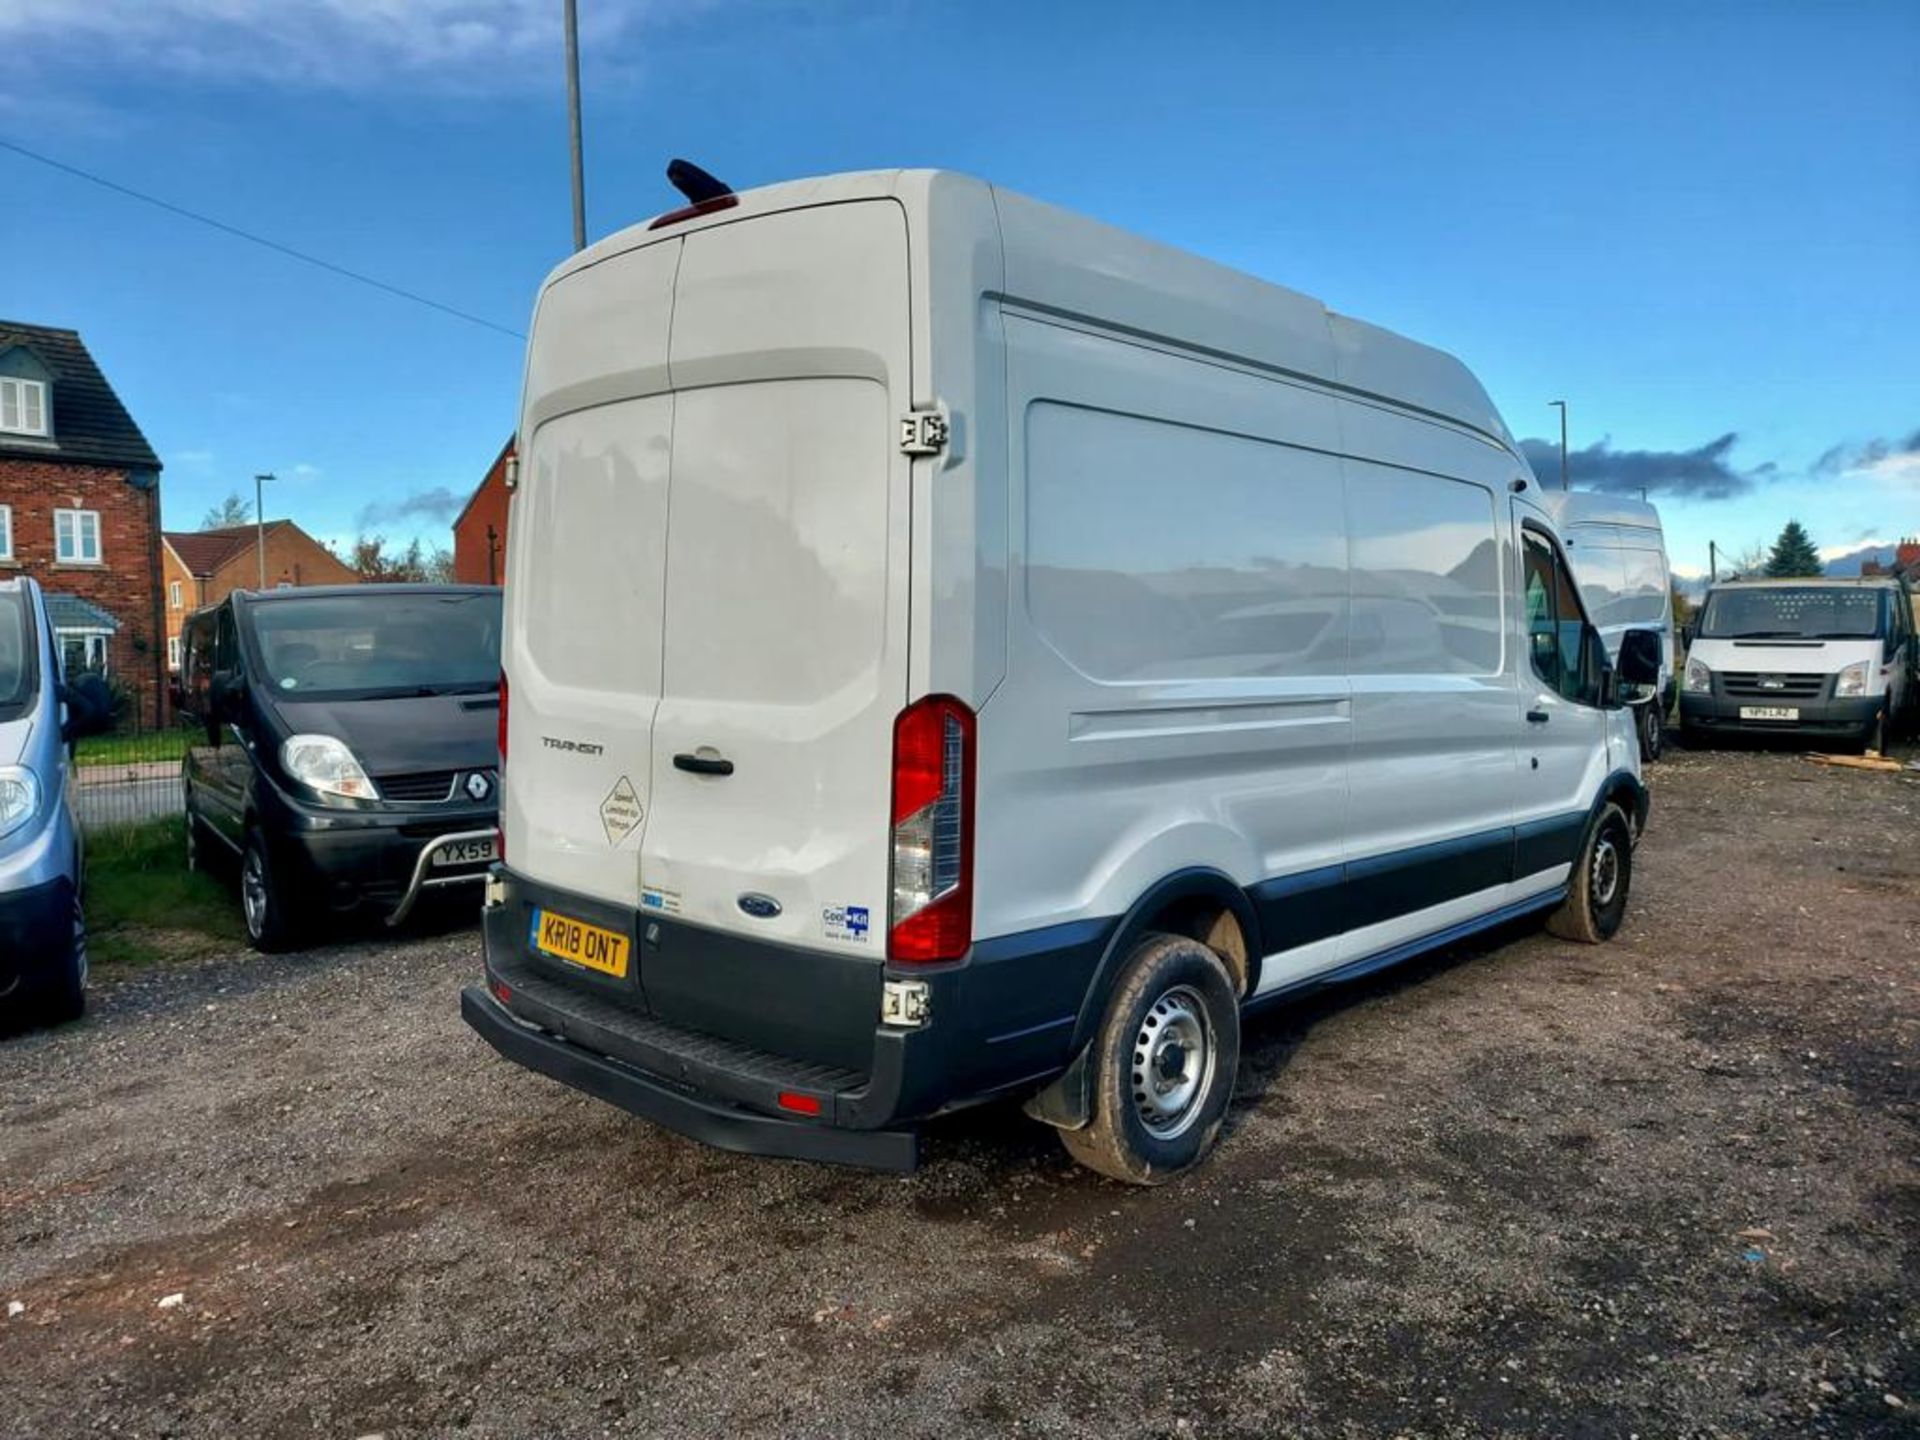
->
xmin=1896 ymin=536 xmax=1920 ymax=570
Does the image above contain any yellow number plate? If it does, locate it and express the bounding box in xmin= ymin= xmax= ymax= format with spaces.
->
xmin=530 ymin=908 xmax=630 ymax=979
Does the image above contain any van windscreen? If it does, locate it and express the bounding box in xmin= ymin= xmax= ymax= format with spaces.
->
xmin=0 ymin=592 xmax=35 ymax=718
xmin=1699 ymin=586 xmax=1881 ymax=640
xmin=246 ymin=592 xmax=502 ymax=698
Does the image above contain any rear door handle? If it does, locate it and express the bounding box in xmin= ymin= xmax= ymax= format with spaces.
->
xmin=1526 ymin=707 xmax=1551 ymax=724
xmin=673 ymin=752 xmax=734 ymax=776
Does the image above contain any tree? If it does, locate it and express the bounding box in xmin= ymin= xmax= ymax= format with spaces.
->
xmin=347 ymin=535 xmax=458 ymax=584
xmin=201 ymin=492 xmax=252 ymax=529
xmin=1764 ymin=520 xmax=1823 ymax=579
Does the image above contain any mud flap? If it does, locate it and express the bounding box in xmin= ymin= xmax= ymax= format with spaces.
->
xmin=1021 ymin=1042 xmax=1095 ymax=1131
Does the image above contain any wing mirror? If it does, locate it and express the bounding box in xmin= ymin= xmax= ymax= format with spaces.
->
xmin=1617 ymin=628 xmax=1661 ymax=688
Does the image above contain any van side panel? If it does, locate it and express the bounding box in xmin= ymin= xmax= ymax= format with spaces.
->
xmin=981 ymin=312 xmax=1350 ymax=959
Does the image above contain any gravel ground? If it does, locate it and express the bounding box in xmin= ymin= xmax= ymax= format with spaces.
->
xmin=3 ymin=746 xmax=1916 ymax=1438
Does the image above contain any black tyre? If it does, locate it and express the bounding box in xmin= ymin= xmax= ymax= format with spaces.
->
xmin=40 ymin=887 xmax=88 ymax=1025
xmin=1636 ymin=702 xmax=1664 ymax=762
xmin=240 ymin=829 xmax=301 ymax=953
xmin=1547 ymin=802 xmax=1633 ymax=944
xmin=1057 ymin=933 xmax=1240 ymax=1185
xmin=1862 ymin=706 xmax=1888 ymax=757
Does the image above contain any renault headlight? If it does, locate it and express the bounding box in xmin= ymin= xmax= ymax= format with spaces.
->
xmin=280 ymin=734 xmax=377 ymax=801
xmin=0 ymin=766 xmax=41 ymax=841
xmin=1684 ymin=655 xmax=1712 ymax=694
xmin=1834 ymin=661 xmax=1869 ymax=698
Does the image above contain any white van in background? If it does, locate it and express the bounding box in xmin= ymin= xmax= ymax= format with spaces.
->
xmin=463 ymin=168 xmax=1662 ymax=1183
xmin=1681 ymin=576 xmax=1916 ymax=753
xmin=1541 ymin=492 xmax=1676 ymax=759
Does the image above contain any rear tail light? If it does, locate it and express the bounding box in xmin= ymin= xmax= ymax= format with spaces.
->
xmin=888 ymin=695 xmax=975 ymax=964
xmin=497 ymin=670 xmax=509 ymax=765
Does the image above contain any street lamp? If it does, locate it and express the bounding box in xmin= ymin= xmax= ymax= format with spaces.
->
xmin=1548 ymin=400 xmax=1569 ymax=490
xmin=564 ymin=0 xmax=586 ymax=252
xmin=254 ymin=472 xmax=276 ymax=587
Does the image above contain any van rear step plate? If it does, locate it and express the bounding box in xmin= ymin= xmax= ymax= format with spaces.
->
xmin=530 ymin=907 xmax=631 ymax=979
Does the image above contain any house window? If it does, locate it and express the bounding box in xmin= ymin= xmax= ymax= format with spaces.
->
xmin=0 ymin=377 xmax=49 ymax=436
xmin=0 ymin=504 xmax=12 ymax=561
xmin=168 ymin=635 xmax=183 ymax=670
xmin=58 ymin=629 xmax=110 ymax=676
xmin=169 ymin=579 xmax=183 ymax=609
xmin=55 ymin=508 xmax=102 ymax=564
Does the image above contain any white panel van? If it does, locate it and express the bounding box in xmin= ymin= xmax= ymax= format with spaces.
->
xmin=1541 ymin=492 xmax=1675 ymax=759
xmin=463 ymin=170 xmax=1662 ymax=1183
xmin=1681 ymin=576 xmax=1916 ymax=753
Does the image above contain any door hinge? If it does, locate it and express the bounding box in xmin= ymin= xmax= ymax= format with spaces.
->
xmin=899 ymin=410 xmax=949 ymax=456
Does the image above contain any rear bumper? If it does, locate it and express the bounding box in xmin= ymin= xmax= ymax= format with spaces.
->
xmin=461 ymin=985 xmax=919 ymax=1172
xmin=468 ymin=866 xmax=1113 ymax=1169
xmin=1679 ymin=692 xmax=1879 ymax=737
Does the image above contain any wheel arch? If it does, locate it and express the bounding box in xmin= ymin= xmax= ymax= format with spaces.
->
xmin=1024 ymin=866 xmax=1260 ymax=1132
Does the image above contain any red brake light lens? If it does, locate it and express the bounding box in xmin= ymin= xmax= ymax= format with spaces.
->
xmin=647 ymin=194 xmax=740 ymax=230
xmin=888 ymin=695 xmax=976 ymax=965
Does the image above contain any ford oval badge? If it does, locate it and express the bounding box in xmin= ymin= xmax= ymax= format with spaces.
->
xmin=737 ymin=893 xmax=782 ymax=920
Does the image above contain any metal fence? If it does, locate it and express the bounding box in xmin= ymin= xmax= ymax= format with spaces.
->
xmin=71 ymin=719 xmax=194 ymax=832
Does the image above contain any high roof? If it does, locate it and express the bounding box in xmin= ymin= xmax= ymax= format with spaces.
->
xmin=164 ymin=521 xmax=291 ymax=576
xmin=551 ymin=169 xmax=1515 ymax=450
xmin=0 ymin=320 xmax=162 ymax=475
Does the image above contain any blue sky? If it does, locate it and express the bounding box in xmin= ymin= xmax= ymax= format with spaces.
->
xmin=1 ymin=0 xmax=1914 ymax=577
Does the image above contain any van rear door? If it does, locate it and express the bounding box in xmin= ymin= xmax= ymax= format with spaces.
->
xmin=504 ymin=239 xmax=678 ymax=906
xmin=640 ymin=201 xmax=913 ymax=970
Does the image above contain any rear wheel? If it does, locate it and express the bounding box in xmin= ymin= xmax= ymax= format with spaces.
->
xmin=1547 ymin=803 xmax=1633 ymax=944
xmin=1057 ymin=933 xmax=1240 ymax=1185
xmin=241 ymin=830 xmax=301 ymax=953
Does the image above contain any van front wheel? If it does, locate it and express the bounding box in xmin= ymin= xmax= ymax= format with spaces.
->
xmin=1057 ymin=933 xmax=1240 ymax=1185
xmin=1547 ymin=803 xmax=1633 ymax=944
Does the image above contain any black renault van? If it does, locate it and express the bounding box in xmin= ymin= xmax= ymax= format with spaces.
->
xmin=178 ymin=585 xmax=502 ymax=950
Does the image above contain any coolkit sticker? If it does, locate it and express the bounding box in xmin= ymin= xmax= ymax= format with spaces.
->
xmin=823 ymin=904 xmax=871 ymax=943
xmin=600 ymin=776 xmax=644 ymax=846
xmin=640 ymin=886 xmax=682 ymax=915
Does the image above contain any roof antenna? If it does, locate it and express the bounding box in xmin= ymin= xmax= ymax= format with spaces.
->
xmin=667 ymin=159 xmax=732 ymax=205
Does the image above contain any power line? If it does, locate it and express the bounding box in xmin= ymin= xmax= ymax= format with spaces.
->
xmin=0 ymin=135 xmax=525 ymax=341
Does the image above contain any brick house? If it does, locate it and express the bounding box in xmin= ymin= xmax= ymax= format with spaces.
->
xmin=452 ymin=438 xmax=514 ymax=585
xmin=161 ymin=520 xmax=361 ymax=668
xmin=0 ymin=320 xmax=167 ymax=726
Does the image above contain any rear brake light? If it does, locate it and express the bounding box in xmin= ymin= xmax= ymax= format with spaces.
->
xmin=888 ymin=695 xmax=975 ymax=964
xmin=647 ymin=194 xmax=739 ymax=230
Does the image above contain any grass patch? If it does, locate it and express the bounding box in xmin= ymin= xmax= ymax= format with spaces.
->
xmin=86 ymin=818 xmax=243 ymax=967
xmin=74 ymin=728 xmax=193 ymax=769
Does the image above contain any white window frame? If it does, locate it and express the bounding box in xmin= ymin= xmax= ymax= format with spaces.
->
xmin=168 ymin=634 xmax=183 ymax=670
xmin=56 ymin=628 xmax=111 ymax=676
xmin=0 ymin=504 xmax=12 ymax=561
xmin=169 ymin=579 xmax=183 ymax=609
xmin=0 ymin=376 xmax=49 ymax=437
xmin=54 ymin=508 xmax=102 ymax=565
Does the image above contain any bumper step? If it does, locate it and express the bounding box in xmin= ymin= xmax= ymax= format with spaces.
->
xmin=461 ymin=986 xmax=918 ymax=1173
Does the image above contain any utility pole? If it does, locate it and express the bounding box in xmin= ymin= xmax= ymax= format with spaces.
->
xmin=564 ymin=0 xmax=586 ymax=252
xmin=1548 ymin=400 xmax=1569 ymax=490
xmin=254 ymin=472 xmax=276 ymax=588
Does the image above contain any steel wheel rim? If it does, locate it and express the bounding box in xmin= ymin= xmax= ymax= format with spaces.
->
xmin=242 ymin=848 xmax=267 ymax=938
xmin=1131 ymin=984 xmax=1216 ymax=1141
xmin=1591 ymin=832 xmax=1622 ymax=910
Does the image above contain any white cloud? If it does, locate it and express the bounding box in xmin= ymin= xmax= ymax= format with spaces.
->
xmin=0 ymin=0 xmax=716 ymax=90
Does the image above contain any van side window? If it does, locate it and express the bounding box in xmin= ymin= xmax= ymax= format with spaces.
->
xmin=1522 ymin=530 xmax=1599 ymax=705
xmin=214 ymin=608 xmax=238 ymax=675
